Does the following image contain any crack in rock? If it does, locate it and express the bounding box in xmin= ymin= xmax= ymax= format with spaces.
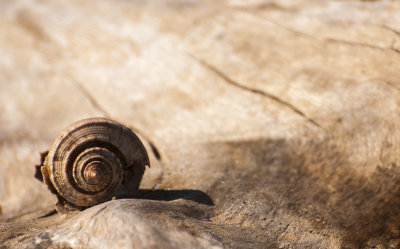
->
xmin=189 ymin=54 xmax=323 ymax=130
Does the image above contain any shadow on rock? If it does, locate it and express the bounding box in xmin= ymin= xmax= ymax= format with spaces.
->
xmin=202 ymin=136 xmax=400 ymax=248
xmin=117 ymin=189 xmax=214 ymax=206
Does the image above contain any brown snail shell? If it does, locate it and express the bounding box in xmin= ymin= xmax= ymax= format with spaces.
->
xmin=37 ymin=117 xmax=149 ymax=211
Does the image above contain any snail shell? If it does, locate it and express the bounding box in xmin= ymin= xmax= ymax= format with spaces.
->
xmin=38 ymin=117 xmax=149 ymax=210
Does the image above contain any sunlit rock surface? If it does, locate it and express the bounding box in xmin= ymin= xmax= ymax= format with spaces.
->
xmin=1 ymin=0 xmax=400 ymax=248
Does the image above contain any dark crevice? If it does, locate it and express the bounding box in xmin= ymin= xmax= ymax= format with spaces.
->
xmin=34 ymin=165 xmax=43 ymax=182
xmin=117 ymin=189 xmax=214 ymax=206
xmin=149 ymin=142 xmax=161 ymax=160
xmin=37 ymin=210 xmax=57 ymax=219
xmin=90 ymin=206 xmax=107 ymax=219
xmin=189 ymin=54 xmax=323 ymax=130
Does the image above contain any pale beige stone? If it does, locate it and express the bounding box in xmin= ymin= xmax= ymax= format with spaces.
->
xmin=1 ymin=0 xmax=400 ymax=248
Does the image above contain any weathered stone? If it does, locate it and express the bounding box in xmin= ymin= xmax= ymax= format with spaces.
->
xmin=1 ymin=0 xmax=400 ymax=248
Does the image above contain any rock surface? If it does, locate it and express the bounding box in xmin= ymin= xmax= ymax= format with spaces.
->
xmin=1 ymin=0 xmax=400 ymax=248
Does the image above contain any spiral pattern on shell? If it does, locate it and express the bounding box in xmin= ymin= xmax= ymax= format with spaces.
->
xmin=42 ymin=117 xmax=149 ymax=208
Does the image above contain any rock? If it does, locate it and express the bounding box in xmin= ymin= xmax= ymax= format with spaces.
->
xmin=1 ymin=199 xmax=221 ymax=249
xmin=1 ymin=0 xmax=400 ymax=248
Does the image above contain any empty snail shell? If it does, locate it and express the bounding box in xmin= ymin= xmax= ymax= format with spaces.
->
xmin=36 ymin=117 xmax=149 ymax=212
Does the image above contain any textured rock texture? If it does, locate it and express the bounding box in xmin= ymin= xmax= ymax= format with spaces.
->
xmin=1 ymin=0 xmax=400 ymax=248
